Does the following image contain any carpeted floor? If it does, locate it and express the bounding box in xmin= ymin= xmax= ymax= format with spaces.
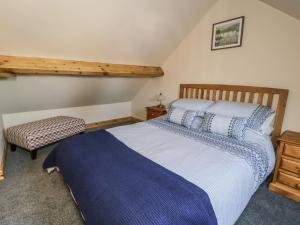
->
xmin=0 ymin=124 xmax=299 ymax=225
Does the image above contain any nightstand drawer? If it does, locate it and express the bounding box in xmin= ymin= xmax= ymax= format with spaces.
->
xmin=281 ymin=158 xmax=300 ymax=175
xmin=278 ymin=171 xmax=300 ymax=190
xmin=146 ymin=106 xmax=167 ymax=120
xmin=147 ymin=111 xmax=161 ymax=119
xmin=283 ymin=144 xmax=300 ymax=159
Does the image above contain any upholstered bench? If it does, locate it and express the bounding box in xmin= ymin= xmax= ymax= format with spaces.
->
xmin=6 ymin=116 xmax=85 ymax=160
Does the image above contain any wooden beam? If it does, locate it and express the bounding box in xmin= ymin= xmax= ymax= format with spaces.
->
xmin=0 ymin=72 xmax=15 ymax=78
xmin=0 ymin=55 xmax=164 ymax=78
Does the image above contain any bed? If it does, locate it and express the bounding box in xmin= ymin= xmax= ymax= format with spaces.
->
xmin=43 ymin=84 xmax=289 ymax=225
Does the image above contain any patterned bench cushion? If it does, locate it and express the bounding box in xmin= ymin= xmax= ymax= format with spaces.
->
xmin=6 ymin=116 xmax=85 ymax=151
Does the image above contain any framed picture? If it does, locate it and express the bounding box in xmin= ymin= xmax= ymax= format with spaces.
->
xmin=211 ymin=16 xmax=245 ymax=50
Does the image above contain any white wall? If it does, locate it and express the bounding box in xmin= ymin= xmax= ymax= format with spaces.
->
xmin=0 ymin=101 xmax=132 ymax=167
xmin=0 ymin=76 xmax=146 ymax=114
xmin=132 ymin=0 xmax=300 ymax=132
xmin=2 ymin=101 xmax=132 ymax=129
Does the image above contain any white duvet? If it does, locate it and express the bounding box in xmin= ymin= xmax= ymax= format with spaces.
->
xmin=108 ymin=121 xmax=275 ymax=225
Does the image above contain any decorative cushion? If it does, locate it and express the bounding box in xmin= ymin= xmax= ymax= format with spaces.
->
xmin=206 ymin=101 xmax=275 ymax=134
xmin=201 ymin=113 xmax=247 ymax=140
xmin=168 ymin=98 xmax=214 ymax=116
xmin=5 ymin=116 xmax=85 ymax=151
xmin=166 ymin=107 xmax=197 ymax=128
xmin=190 ymin=117 xmax=204 ymax=130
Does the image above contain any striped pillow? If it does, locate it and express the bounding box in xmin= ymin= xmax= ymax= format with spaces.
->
xmin=166 ymin=107 xmax=197 ymax=128
xmin=201 ymin=113 xmax=247 ymax=140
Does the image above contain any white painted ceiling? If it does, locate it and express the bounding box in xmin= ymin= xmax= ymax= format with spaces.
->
xmin=0 ymin=0 xmax=216 ymax=66
xmin=260 ymin=0 xmax=300 ymax=20
xmin=0 ymin=0 xmax=217 ymax=114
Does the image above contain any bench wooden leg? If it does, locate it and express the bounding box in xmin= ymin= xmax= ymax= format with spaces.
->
xmin=30 ymin=150 xmax=37 ymax=160
xmin=11 ymin=144 xmax=17 ymax=152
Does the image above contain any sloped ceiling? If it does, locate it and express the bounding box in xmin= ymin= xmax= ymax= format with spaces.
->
xmin=260 ymin=0 xmax=300 ymax=20
xmin=0 ymin=0 xmax=216 ymax=66
xmin=0 ymin=0 xmax=217 ymax=114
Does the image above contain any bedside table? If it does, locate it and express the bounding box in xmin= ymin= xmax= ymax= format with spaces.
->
xmin=269 ymin=131 xmax=300 ymax=202
xmin=146 ymin=106 xmax=167 ymax=120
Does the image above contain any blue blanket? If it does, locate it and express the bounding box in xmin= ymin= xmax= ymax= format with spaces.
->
xmin=43 ymin=130 xmax=217 ymax=225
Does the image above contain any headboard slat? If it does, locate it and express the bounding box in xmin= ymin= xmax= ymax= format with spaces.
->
xmin=257 ymin=93 xmax=264 ymax=104
xmin=195 ymin=89 xmax=199 ymax=98
xmin=212 ymin=90 xmax=217 ymax=101
xmin=225 ymin=91 xmax=230 ymax=100
xmin=200 ymin=89 xmax=204 ymax=99
xmin=267 ymin=93 xmax=274 ymax=108
xmin=249 ymin=92 xmax=255 ymax=103
xmin=240 ymin=92 xmax=246 ymax=102
xmin=232 ymin=91 xmax=238 ymax=101
xmin=184 ymin=88 xmax=189 ymax=98
xmin=206 ymin=90 xmax=210 ymax=100
xmin=218 ymin=90 xmax=224 ymax=101
xmin=179 ymin=84 xmax=289 ymax=147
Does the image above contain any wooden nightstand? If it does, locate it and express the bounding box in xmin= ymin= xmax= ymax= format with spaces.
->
xmin=269 ymin=131 xmax=300 ymax=202
xmin=146 ymin=106 xmax=167 ymax=120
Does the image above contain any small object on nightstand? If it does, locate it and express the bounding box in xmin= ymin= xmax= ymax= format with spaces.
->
xmin=269 ymin=131 xmax=300 ymax=202
xmin=156 ymin=93 xmax=165 ymax=108
xmin=146 ymin=105 xmax=167 ymax=120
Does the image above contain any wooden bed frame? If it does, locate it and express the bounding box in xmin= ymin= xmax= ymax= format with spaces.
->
xmin=179 ymin=84 xmax=289 ymax=146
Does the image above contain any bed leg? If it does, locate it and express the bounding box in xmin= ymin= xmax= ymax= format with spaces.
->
xmin=30 ymin=150 xmax=37 ymax=160
xmin=11 ymin=144 xmax=17 ymax=152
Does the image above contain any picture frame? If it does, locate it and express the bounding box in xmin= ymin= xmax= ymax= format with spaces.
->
xmin=211 ymin=16 xmax=245 ymax=51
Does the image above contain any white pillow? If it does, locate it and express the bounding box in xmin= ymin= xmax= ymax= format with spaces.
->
xmin=201 ymin=113 xmax=247 ymax=140
xmin=168 ymin=98 xmax=214 ymax=116
xmin=166 ymin=107 xmax=197 ymax=128
xmin=260 ymin=113 xmax=275 ymax=136
xmin=190 ymin=117 xmax=204 ymax=130
xmin=206 ymin=101 xmax=275 ymax=135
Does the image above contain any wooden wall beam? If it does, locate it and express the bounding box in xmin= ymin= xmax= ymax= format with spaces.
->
xmin=0 ymin=72 xmax=16 ymax=78
xmin=0 ymin=55 xmax=164 ymax=78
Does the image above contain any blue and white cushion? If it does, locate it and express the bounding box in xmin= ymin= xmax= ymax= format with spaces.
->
xmin=201 ymin=113 xmax=247 ymax=140
xmin=166 ymin=107 xmax=197 ymax=128
xmin=190 ymin=117 xmax=204 ymax=130
xmin=168 ymin=98 xmax=214 ymax=116
xmin=206 ymin=101 xmax=275 ymax=135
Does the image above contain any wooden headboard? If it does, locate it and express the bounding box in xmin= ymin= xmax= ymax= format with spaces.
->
xmin=180 ymin=84 xmax=289 ymax=146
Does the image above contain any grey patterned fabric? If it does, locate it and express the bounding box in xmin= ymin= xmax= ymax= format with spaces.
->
xmin=166 ymin=107 xmax=197 ymax=128
xmin=247 ymin=105 xmax=274 ymax=131
xmin=147 ymin=117 xmax=269 ymax=188
xmin=206 ymin=101 xmax=274 ymax=134
xmin=6 ymin=116 xmax=85 ymax=151
xmin=201 ymin=113 xmax=247 ymax=140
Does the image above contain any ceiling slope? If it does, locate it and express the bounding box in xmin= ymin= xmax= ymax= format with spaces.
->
xmin=260 ymin=0 xmax=300 ymax=20
xmin=0 ymin=0 xmax=217 ymax=114
xmin=0 ymin=0 xmax=217 ymax=66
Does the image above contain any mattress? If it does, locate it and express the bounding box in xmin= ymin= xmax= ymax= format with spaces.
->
xmin=107 ymin=120 xmax=275 ymax=225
